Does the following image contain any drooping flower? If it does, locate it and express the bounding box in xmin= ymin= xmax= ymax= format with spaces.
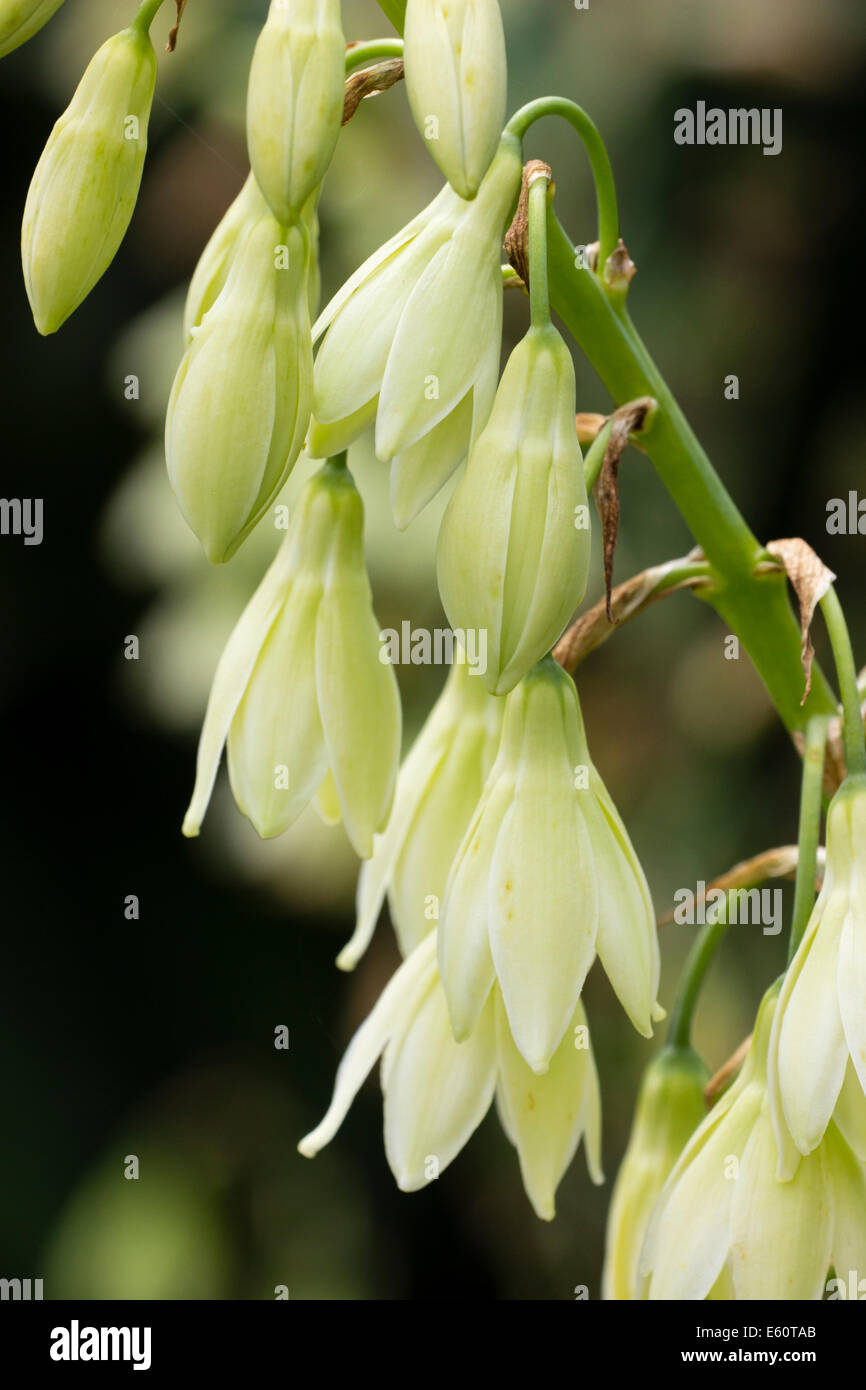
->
xmin=246 ymin=0 xmax=345 ymax=226
xmin=602 ymin=1045 xmax=709 ymax=1300
xmin=0 ymin=0 xmax=65 ymax=59
xmin=403 ymin=0 xmax=507 ymax=200
xmin=309 ymin=133 xmax=522 ymax=528
xmin=166 ymin=211 xmax=313 ymax=564
xmin=21 ymin=22 xmax=156 ymax=334
xmin=439 ymin=656 xmax=663 ymax=1074
xmin=338 ymin=659 xmax=504 ymax=970
xmin=182 ymin=458 xmax=401 ymax=856
xmin=437 ymin=323 xmax=591 ymax=694
xmin=768 ymin=774 xmax=866 ymax=1166
xmin=299 ymin=930 xmax=603 ymax=1219
xmin=642 ymin=986 xmax=866 ymax=1301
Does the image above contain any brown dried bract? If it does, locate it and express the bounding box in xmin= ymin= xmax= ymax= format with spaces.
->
xmin=505 ymin=160 xmax=553 ymax=289
xmin=656 ymin=845 xmax=805 ymax=927
xmin=765 ymin=538 xmax=836 ymax=704
xmin=553 ymin=544 xmax=708 ymax=675
xmin=593 ymin=397 xmax=657 ymax=620
xmin=167 ymin=0 xmax=187 ymax=52
xmin=342 ymin=60 xmax=405 ymax=126
xmin=705 ymin=1036 xmax=752 ymax=1108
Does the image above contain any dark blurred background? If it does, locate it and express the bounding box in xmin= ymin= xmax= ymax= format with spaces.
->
xmin=1 ymin=0 xmax=865 ymax=1299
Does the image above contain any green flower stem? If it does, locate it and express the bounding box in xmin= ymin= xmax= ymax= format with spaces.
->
xmin=582 ymin=421 xmax=613 ymax=490
xmin=345 ymin=39 xmax=404 ymax=73
xmin=327 ymin=450 xmax=348 ymax=472
xmin=506 ymin=98 xmax=619 ymax=272
xmin=375 ymin=0 xmax=408 ymax=34
xmin=788 ymin=715 xmax=830 ymax=962
xmin=132 ymin=0 xmax=166 ymax=33
xmin=668 ymin=915 xmax=729 ymax=1050
xmin=545 ymin=212 xmax=837 ymax=734
xmin=527 ymin=173 xmax=552 ymax=329
xmin=820 ymin=586 xmax=866 ymax=776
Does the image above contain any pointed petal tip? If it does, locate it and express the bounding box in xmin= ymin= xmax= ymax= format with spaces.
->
xmin=181 ymin=816 xmax=200 ymax=839
xmin=297 ymin=1136 xmax=318 ymax=1159
xmin=335 ymin=945 xmax=359 ymax=973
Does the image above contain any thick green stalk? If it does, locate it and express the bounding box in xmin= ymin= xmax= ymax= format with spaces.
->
xmin=546 ymin=214 xmax=837 ymax=733
xmin=375 ymin=0 xmax=407 ymax=34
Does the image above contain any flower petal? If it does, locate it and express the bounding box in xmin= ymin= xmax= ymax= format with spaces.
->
xmin=182 ymin=541 xmax=292 ymax=836
xmin=383 ymin=984 xmax=497 ymax=1191
xmin=495 ymin=994 xmax=602 ymax=1221
xmin=298 ymin=931 xmax=438 ymax=1158
xmin=729 ymin=1103 xmax=831 ymax=1300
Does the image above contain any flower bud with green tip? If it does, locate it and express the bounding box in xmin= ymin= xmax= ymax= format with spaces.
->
xmin=21 ymin=23 xmax=156 ymax=334
xmin=166 ymin=212 xmax=313 ymax=564
xmin=768 ymin=774 xmax=866 ymax=1165
xmin=602 ymin=1046 xmax=709 ymax=1300
xmin=438 ymin=657 xmax=662 ymax=1075
xmin=0 ymin=0 xmax=65 ymax=59
xmin=403 ymin=0 xmax=507 ymax=200
xmin=246 ymin=0 xmax=345 ymax=226
xmin=182 ymin=459 xmax=401 ymax=856
xmin=299 ymin=930 xmax=603 ymax=1219
xmin=310 ymin=134 xmax=522 ymax=526
xmin=642 ymin=986 xmax=866 ymax=1301
xmin=338 ymin=658 xmax=504 ymax=971
xmin=437 ymin=324 xmax=590 ymax=694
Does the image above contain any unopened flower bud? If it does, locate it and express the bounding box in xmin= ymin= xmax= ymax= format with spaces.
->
xmin=602 ymin=1046 xmax=709 ymax=1300
xmin=403 ymin=0 xmax=507 ymax=200
xmin=437 ymin=323 xmax=591 ymax=694
xmin=166 ymin=213 xmax=313 ymax=564
xmin=0 ymin=0 xmax=65 ymax=58
xmin=21 ymin=24 xmax=156 ymax=334
xmin=246 ymin=0 xmax=345 ymax=225
xmin=183 ymin=460 xmax=401 ymax=856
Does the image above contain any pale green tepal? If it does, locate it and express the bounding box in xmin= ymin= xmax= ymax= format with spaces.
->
xmin=182 ymin=459 xmax=401 ymax=857
xmin=768 ymin=773 xmax=866 ymax=1170
xmin=310 ymin=133 xmax=522 ymax=528
xmin=183 ymin=177 xmax=321 ymax=341
xmin=246 ymin=0 xmax=345 ymax=226
xmin=438 ymin=657 xmax=663 ymax=1074
xmin=21 ymin=24 xmax=156 ymax=334
xmin=0 ymin=0 xmax=65 ymax=58
xmin=642 ymin=987 xmax=866 ymax=1301
xmin=403 ymin=0 xmax=507 ymax=200
xmin=299 ymin=930 xmax=603 ymax=1220
xmin=437 ymin=323 xmax=591 ymax=695
xmin=602 ymin=1045 xmax=709 ymax=1300
xmin=183 ymin=174 xmax=268 ymax=341
xmin=166 ymin=212 xmax=313 ymax=565
xmin=338 ymin=659 xmax=505 ymax=970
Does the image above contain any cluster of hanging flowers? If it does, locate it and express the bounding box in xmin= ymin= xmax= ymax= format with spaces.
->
xmin=10 ymin=0 xmax=866 ymax=1301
